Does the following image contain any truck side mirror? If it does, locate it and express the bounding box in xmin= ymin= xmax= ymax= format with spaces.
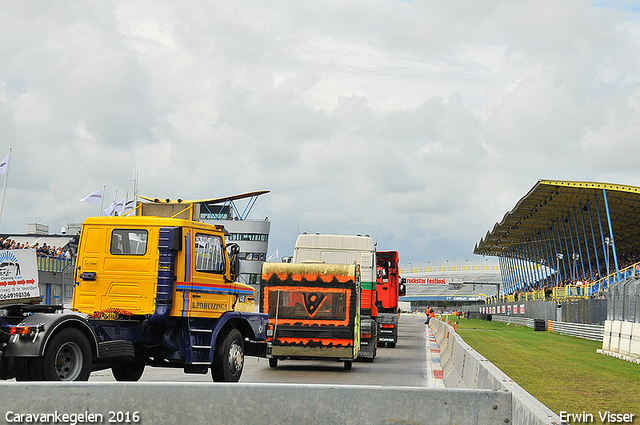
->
xmin=231 ymin=255 xmax=240 ymax=281
xmin=399 ymin=278 xmax=406 ymax=296
xmin=228 ymin=243 xmax=240 ymax=281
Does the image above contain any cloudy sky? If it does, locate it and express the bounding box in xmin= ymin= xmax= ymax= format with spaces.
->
xmin=2 ymin=1 xmax=640 ymax=267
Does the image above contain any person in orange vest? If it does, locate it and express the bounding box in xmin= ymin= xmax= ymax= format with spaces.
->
xmin=425 ymin=307 xmax=435 ymax=325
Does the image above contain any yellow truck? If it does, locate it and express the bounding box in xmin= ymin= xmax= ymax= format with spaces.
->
xmin=1 ymin=215 xmax=268 ymax=381
xmin=260 ymin=262 xmax=360 ymax=370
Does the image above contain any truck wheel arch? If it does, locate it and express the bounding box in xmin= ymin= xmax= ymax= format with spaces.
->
xmin=211 ymin=314 xmax=258 ymax=345
xmin=4 ymin=313 xmax=100 ymax=359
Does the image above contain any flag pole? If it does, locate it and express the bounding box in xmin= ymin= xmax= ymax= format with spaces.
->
xmin=99 ymin=185 xmax=106 ymax=216
xmin=0 ymin=148 xmax=12 ymax=230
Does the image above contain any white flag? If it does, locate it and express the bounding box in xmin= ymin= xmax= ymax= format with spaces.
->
xmin=123 ymin=199 xmax=136 ymax=214
xmin=80 ymin=188 xmax=104 ymax=204
xmin=0 ymin=152 xmax=10 ymax=174
xmin=104 ymin=194 xmax=117 ymax=216
xmin=113 ymin=197 xmax=127 ymax=216
xmin=267 ymin=248 xmax=279 ymax=261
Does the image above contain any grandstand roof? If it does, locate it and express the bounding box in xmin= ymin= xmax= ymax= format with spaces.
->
xmin=473 ymin=180 xmax=640 ymax=263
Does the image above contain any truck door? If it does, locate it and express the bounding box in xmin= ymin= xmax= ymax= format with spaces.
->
xmin=184 ymin=232 xmax=233 ymax=318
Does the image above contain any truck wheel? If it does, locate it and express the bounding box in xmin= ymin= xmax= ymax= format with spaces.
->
xmin=344 ymin=360 xmax=353 ymax=371
xmin=268 ymin=358 xmax=278 ymax=368
xmin=0 ymin=355 xmax=15 ymax=380
xmin=112 ymin=360 xmax=145 ymax=381
xmin=33 ymin=328 xmax=93 ymax=381
xmin=211 ymin=329 xmax=244 ymax=382
xmin=13 ymin=358 xmax=32 ymax=381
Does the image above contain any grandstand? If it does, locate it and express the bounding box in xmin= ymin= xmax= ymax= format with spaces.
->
xmin=473 ymin=180 xmax=640 ymax=301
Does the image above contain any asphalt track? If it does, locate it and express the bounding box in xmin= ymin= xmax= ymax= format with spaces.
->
xmin=81 ymin=314 xmax=445 ymax=387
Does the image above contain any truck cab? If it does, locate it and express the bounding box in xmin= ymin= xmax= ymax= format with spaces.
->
xmin=73 ymin=216 xmax=255 ymax=318
xmin=375 ymin=251 xmax=405 ymax=347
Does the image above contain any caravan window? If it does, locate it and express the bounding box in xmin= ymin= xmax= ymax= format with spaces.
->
xmin=110 ymin=229 xmax=148 ymax=255
xmin=267 ymin=290 xmax=347 ymax=321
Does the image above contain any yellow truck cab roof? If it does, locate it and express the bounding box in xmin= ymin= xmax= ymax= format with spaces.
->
xmin=81 ymin=215 xmax=227 ymax=233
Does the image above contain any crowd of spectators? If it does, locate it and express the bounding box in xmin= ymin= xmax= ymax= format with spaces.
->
xmin=0 ymin=237 xmax=72 ymax=260
xmin=501 ymin=249 xmax=640 ymax=301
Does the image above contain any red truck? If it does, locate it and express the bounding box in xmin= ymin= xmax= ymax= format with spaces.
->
xmin=375 ymin=251 xmax=405 ymax=348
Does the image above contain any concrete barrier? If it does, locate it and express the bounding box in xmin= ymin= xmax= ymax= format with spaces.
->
xmin=631 ymin=323 xmax=640 ymax=356
xmin=0 ymin=383 xmax=511 ymax=425
xmin=602 ymin=320 xmax=612 ymax=351
xmin=620 ymin=321 xmax=633 ymax=356
xmin=430 ymin=319 xmax=564 ymax=425
xmin=598 ymin=320 xmax=640 ymax=364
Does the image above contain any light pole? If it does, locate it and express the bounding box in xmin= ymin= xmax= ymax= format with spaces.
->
xmin=604 ymin=237 xmax=612 ymax=278
xmin=556 ymin=253 xmax=563 ymax=285
xmin=572 ymin=253 xmax=580 ymax=282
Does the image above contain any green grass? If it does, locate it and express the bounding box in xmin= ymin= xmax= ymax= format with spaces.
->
xmin=445 ymin=317 xmax=640 ymax=419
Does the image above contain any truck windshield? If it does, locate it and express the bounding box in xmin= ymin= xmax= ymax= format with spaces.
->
xmin=268 ymin=290 xmax=347 ymax=321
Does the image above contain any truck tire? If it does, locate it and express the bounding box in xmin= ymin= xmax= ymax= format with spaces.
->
xmin=344 ymin=360 xmax=352 ymax=371
xmin=32 ymin=328 xmax=93 ymax=381
xmin=0 ymin=355 xmax=15 ymax=380
xmin=13 ymin=358 xmax=32 ymax=381
xmin=112 ymin=359 xmax=145 ymax=381
xmin=211 ymin=328 xmax=244 ymax=382
xmin=268 ymin=358 xmax=278 ymax=368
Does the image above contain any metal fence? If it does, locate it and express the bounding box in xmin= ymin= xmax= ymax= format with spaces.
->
xmin=561 ymin=298 xmax=607 ymax=324
xmin=37 ymin=254 xmax=72 ymax=273
xmin=607 ymin=276 xmax=640 ymax=323
xmin=471 ymin=298 xmax=608 ymax=325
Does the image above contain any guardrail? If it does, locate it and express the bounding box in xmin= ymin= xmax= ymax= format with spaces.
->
xmin=548 ymin=321 xmax=604 ymax=341
xmin=1 ymin=383 xmax=511 ymax=425
xmin=430 ymin=318 xmax=564 ymax=425
xmin=489 ymin=315 xmax=605 ymax=341
xmin=491 ymin=315 xmax=535 ymax=328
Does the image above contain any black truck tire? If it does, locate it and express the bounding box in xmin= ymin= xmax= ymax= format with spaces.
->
xmin=211 ymin=328 xmax=244 ymax=382
xmin=13 ymin=358 xmax=32 ymax=381
xmin=31 ymin=328 xmax=93 ymax=381
xmin=112 ymin=359 xmax=145 ymax=381
xmin=268 ymin=358 xmax=278 ymax=368
xmin=0 ymin=355 xmax=15 ymax=380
